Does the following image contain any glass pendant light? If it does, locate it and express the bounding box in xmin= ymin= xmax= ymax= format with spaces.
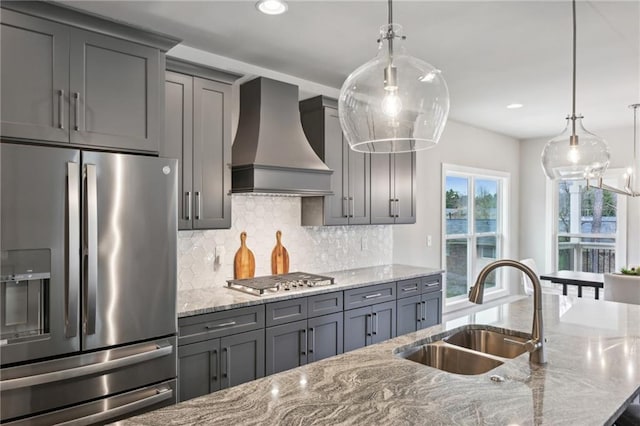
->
xmin=541 ymin=0 xmax=610 ymax=180
xmin=338 ymin=0 xmax=449 ymax=153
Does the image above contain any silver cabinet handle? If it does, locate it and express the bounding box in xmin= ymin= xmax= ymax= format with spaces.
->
xmin=185 ymin=192 xmax=192 ymax=220
xmin=343 ymin=197 xmax=348 ymax=218
xmin=366 ymin=314 xmax=372 ymax=337
xmin=222 ymin=347 xmax=229 ymax=378
xmin=205 ymin=321 xmax=236 ymax=329
xmin=309 ymin=327 xmax=315 ymax=355
xmin=389 ymin=199 xmax=395 ymax=217
xmin=83 ymin=164 xmax=98 ymax=336
xmin=58 ymin=89 xmax=65 ymax=129
xmin=56 ymin=386 xmax=173 ymax=426
xmin=74 ymin=92 xmax=80 ymax=131
xmin=372 ymin=312 xmax=378 ymax=335
xmin=300 ymin=329 xmax=307 ymax=355
xmin=195 ymin=191 xmax=201 ymax=220
xmin=349 ymin=197 xmax=355 ymax=218
xmin=421 ymin=301 xmax=427 ymax=321
xmin=416 ymin=302 xmax=422 ymax=323
xmin=0 ymin=341 xmax=173 ymax=391
xmin=66 ymin=162 xmax=80 ymax=338
xmin=394 ymin=198 xmax=400 ymax=218
xmin=402 ymin=286 xmax=419 ymax=292
xmin=426 ymin=282 xmax=439 ymax=287
xmin=364 ymin=293 xmax=382 ymax=299
xmin=210 ymin=349 xmax=218 ymax=381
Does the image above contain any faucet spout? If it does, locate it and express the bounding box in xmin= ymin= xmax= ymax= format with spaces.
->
xmin=469 ymin=259 xmax=547 ymax=365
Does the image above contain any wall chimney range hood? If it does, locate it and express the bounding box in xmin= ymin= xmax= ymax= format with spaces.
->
xmin=232 ymin=77 xmax=333 ymax=196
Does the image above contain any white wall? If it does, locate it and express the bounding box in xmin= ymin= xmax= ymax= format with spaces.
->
xmin=392 ymin=120 xmax=521 ymax=294
xmin=519 ymin=125 xmax=640 ymax=272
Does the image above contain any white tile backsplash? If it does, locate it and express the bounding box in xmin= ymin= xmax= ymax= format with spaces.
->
xmin=178 ymin=195 xmax=393 ymax=290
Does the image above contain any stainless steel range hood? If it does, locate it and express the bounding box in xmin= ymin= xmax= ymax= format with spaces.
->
xmin=232 ymin=77 xmax=333 ymax=196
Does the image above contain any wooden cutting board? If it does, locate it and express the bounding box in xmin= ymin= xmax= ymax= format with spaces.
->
xmin=234 ymin=231 xmax=255 ymax=279
xmin=271 ymin=230 xmax=289 ymax=275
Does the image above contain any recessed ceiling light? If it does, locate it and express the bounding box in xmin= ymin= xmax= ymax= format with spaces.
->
xmin=256 ymin=0 xmax=288 ymax=15
xmin=506 ymin=103 xmax=523 ymax=109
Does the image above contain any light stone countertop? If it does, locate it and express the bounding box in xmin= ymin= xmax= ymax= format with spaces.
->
xmin=123 ymin=294 xmax=640 ymax=425
xmin=177 ymin=264 xmax=443 ymax=317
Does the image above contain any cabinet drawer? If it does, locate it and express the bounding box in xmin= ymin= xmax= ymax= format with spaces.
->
xmin=266 ymin=298 xmax=308 ymax=327
xmin=422 ymin=275 xmax=442 ymax=293
xmin=178 ymin=305 xmax=265 ymax=345
xmin=344 ymin=282 xmax=395 ymax=310
xmin=308 ymin=291 xmax=343 ymax=318
xmin=396 ymin=278 xmax=421 ymax=298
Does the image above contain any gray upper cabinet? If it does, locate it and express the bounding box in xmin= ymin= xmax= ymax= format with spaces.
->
xmin=69 ymin=29 xmax=160 ymax=152
xmin=164 ymin=61 xmax=238 ymax=230
xmin=0 ymin=10 xmax=69 ymax=143
xmin=0 ymin=3 xmax=178 ymax=152
xmin=300 ymin=96 xmax=370 ymax=226
xmin=370 ymin=152 xmax=416 ymax=224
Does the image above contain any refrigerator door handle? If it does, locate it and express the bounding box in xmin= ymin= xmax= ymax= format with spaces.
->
xmin=83 ymin=164 xmax=98 ymax=336
xmin=66 ymin=162 xmax=80 ymax=338
xmin=55 ymin=386 xmax=173 ymax=426
xmin=0 ymin=341 xmax=173 ymax=391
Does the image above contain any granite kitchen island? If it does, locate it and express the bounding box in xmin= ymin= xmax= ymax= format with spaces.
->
xmin=119 ymin=294 xmax=639 ymax=425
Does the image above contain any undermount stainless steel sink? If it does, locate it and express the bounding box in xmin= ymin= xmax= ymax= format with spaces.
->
xmin=444 ymin=329 xmax=529 ymax=359
xmin=398 ymin=341 xmax=504 ymax=375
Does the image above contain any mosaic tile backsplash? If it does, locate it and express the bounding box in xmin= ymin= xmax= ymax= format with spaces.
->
xmin=178 ymin=195 xmax=393 ymax=290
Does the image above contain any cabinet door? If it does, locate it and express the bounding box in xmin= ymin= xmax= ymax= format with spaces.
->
xmin=324 ymin=109 xmax=349 ymax=225
xmin=192 ymin=77 xmax=232 ymax=229
xmin=221 ymin=329 xmax=265 ymax=389
xmin=371 ymin=301 xmax=396 ymax=345
xmin=308 ymin=312 xmax=343 ymax=363
xmin=265 ymin=320 xmax=307 ymax=375
xmin=178 ymin=339 xmax=220 ymax=402
xmin=370 ymin=154 xmax=395 ymax=224
xmin=1 ymin=10 xmax=69 ymax=142
xmin=396 ymin=294 xmax=421 ymax=336
xmin=69 ymin=29 xmax=160 ymax=152
xmin=393 ymin=152 xmax=416 ymax=224
xmin=347 ymin=144 xmax=370 ymax=225
xmin=164 ymin=71 xmax=193 ymax=230
xmin=343 ymin=306 xmax=371 ymax=352
xmin=421 ymin=292 xmax=442 ymax=329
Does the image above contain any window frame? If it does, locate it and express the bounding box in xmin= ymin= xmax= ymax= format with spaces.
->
xmin=441 ymin=164 xmax=511 ymax=311
xmin=546 ymin=169 xmax=628 ymax=273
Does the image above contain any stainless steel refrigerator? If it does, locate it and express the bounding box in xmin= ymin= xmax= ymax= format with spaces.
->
xmin=0 ymin=142 xmax=178 ymax=424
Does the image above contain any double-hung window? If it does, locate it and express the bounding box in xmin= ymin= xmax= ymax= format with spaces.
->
xmin=442 ymin=165 xmax=510 ymax=305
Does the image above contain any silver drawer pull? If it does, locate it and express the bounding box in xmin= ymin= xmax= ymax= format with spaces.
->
xmin=364 ymin=293 xmax=383 ymax=299
xmin=426 ymin=283 xmax=440 ymax=287
xmin=206 ymin=321 xmax=237 ymax=329
xmin=402 ymin=286 xmax=418 ymax=292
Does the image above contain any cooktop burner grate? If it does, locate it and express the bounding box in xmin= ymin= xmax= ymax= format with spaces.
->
xmin=226 ymin=272 xmax=335 ymax=296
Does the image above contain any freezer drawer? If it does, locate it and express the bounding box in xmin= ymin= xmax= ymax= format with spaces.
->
xmin=0 ymin=337 xmax=176 ymax=422
xmin=5 ymin=379 xmax=176 ymax=425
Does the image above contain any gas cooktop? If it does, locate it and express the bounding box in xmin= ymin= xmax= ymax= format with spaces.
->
xmin=226 ymin=272 xmax=335 ymax=296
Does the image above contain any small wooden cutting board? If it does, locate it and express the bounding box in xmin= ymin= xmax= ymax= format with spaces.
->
xmin=271 ymin=230 xmax=289 ymax=275
xmin=234 ymin=231 xmax=255 ymax=279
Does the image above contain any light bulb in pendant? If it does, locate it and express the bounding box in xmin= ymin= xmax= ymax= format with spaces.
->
xmin=567 ymin=145 xmax=580 ymax=164
xmin=381 ymin=91 xmax=402 ymax=117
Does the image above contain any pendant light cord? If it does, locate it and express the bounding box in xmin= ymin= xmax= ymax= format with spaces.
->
xmin=387 ymin=0 xmax=394 ymax=60
xmin=571 ymin=0 xmax=577 ymax=141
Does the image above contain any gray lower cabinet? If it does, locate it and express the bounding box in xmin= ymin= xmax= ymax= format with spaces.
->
xmin=265 ymin=314 xmax=344 ymax=375
xmin=300 ymin=96 xmax=370 ymax=226
xmin=343 ymin=301 xmax=396 ymax=352
xmin=396 ymin=275 xmax=443 ymax=336
xmin=1 ymin=6 xmax=168 ymax=152
xmin=178 ymin=329 xmax=265 ymax=402
xmin=265 ymin=295 xmax=343 ymax=375
xmin=370 ymin=152 xmax=416 ymax=224
xmin=164 ymin=64 xmax=236 ymax=229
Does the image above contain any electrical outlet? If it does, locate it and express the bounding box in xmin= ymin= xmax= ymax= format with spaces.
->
xmin=361 ymin=236 xmax=368 ymax=251
xmin=427 ymin=235 xmax=432 ymax=247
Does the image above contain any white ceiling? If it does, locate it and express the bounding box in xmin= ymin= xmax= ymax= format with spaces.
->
xmin=58 ymin=0 xmax=639 ymax=140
